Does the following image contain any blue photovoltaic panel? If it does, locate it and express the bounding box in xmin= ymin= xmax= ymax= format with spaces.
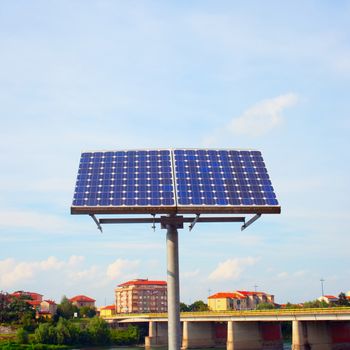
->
xmin=173 ymin=149 xmax=279 ymax=207
xmin=71 ymin=148 xmax=280 ymax=214
xmin=72 ymin=150 xmax=175 ymax=208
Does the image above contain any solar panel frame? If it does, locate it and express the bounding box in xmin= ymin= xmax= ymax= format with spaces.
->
xmin=71 ymin=148 xmax=281 ymax=215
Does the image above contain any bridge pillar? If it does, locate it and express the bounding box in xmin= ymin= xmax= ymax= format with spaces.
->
xmin=180 ymin=321 xmax=215 ymax=348
xmin=145 ymin=321 xmax=168 ymax=347
xmin=181 ymin=321 xmax=189 ymax=349
xmin=227 ymin=321 xmax=234 ymax=350
xmin=292 ymin=321 xmax=308 ymax=350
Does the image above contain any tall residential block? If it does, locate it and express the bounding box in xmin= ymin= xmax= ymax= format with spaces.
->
xmin=115 ymin=279 xmax=167 ymax=313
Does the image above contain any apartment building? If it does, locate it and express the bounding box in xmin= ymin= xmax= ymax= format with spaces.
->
xmin=115 ymin=279 xmax=167 ymax=313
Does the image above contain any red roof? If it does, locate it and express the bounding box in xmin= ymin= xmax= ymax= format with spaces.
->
xmin=43 ymin=300 xmax=56 ymax=305
xmin=236 ymin=290 xmax=268 ymax=296
xmin=100 ymin=305 xmax=115 ymax=310
xmin=208 ymin=292 xmax=244 ymax=299
xmin=69 ymin=295 xmax=95 ymax=302
xmin=324 ymin=295 xmax=338 ymax=300
xmin=11 ymin=291 xmax=43 ymax=301
xmin=118 ymin=279 xmax=167 ymax=287
xmin=27 ymin=300 xmax=41 ymax=307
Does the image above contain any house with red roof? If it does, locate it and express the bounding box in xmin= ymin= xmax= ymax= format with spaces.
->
xmin=115 ymin=279 xmax=167 ymax=314
xmin=99 ymin=304 xmax=116 ymax=317
xmin=236 ymin=290 xmax=274 ymax=309
xmin=208 ymin=290 xmax=274 ymax=311
xmin=40 ymin=300 xmax=57 ymax=316
xmin=69 ymin=295 xmax=96 ymax=308
xmin=208 ymin=292 xmax=247 ymax=311
xmin=318 ymin=295 xmax=339 ymax=304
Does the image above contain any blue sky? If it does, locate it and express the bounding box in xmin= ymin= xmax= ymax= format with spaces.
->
xmin=1 ymin=1 xmax=350 ymax=306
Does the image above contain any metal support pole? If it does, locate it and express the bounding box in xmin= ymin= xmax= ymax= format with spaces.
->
xmin=166 ymin=221 xmax=181 ymax=350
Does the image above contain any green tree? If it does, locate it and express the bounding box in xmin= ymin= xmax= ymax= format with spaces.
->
xmin=56 ymin=318 xmax=73 ymax=345
xmin=189 ymin=300 xmax=209 ymax=312
xmin=87 ymin=316 xmax=111 ymax=345
xmin=79 ymin=305 xmax=96 ymax=318
xmin=256 ymin=302 xmax=276 ymax=310
xmin=303 ymin=299 xmax=329 ymax=308
xmin=16 ymin=328 xmax=29 ymax=344
xmin=34 ymin=323 xmax=57 ymax=344
xmin=337 ymin=293 xmax=350 ymax=306
xmin=110 ymin=325 xmax=140 ymax=345
xmin=56 ymin=296 xmax=78 ymax=319
xmin=180 ymin=302 xmax=190 ymax=312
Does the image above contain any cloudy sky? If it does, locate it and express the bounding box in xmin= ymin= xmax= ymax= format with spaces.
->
xmin=1 ymin=1 xmax=349 ymax=306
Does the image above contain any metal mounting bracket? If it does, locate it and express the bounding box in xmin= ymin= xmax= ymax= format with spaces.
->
xmin=241 ymin=214 xmax=261 ymax=231
xmin=151 ymin=214 xmax=156 ymax=231
xmin=189 ymin=214 xmax=200 ymax=231
xmin=89 ymin=214 xmax=103 ymax=233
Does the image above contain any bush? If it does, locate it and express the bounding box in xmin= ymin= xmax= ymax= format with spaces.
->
xmin=16 ymin=328 xmax=28 ymax=344
xmin=110 ymin=326 xmax=140 ymax=345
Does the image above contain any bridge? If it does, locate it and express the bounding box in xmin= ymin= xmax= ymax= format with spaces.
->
xmin=103 ymin=308 xmax=350 ymax=350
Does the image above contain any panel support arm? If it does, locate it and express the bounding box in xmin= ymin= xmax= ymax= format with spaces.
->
xmin=189 ymin=214 xmax=200 ymax=231
xmin=89 ymin=214 xmax=103 ymax=233
xmin=241 ymin=213 xmax=261 ymax=231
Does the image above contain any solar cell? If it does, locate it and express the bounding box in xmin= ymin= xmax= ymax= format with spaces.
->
xmin=71 ymin=149 xmax=280 ymax=214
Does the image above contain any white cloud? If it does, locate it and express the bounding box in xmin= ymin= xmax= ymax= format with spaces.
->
xmin=106 ymin=258 xmax=140 ymax=280
xmin=277 ymin=272 xmax=289 ymax=279
xmin=229 ymin=93 xmax=298 ymax=136
xmin=208 ymin=257 xmax=258 ymax=281
xmin=182 ymin=269 xmax=200 ymax=279
xmin=0 ymin=256 xmax=81 ymax=288
xmin=0 ymin=210 xmax=78 ymax=233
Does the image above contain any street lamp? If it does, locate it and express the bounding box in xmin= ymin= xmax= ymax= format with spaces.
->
xmin=320 ymin=278 xmax=325 ymax=297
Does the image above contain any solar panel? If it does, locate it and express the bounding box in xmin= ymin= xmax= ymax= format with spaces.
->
xmin=72 ymin=150 xmax=176 ymax=214
xmin=173 ymin=149 xmax=279 ymax=214
xmin=71 ymin=149 xmax=280 ymax=215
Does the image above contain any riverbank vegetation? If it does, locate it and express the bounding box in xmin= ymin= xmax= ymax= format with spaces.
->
xmin=1 ymin=318 xmax=139 ymax=349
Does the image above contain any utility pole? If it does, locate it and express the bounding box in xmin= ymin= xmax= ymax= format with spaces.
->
xmin=254 ymin=284 xmax=258 ymax=292
xmin=320 ymin=278 xmax=325 ymax=296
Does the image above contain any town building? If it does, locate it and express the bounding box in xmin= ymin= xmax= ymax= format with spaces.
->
xmin=318 ymin=295 xmax=339 ymax=304
xmin=236 ymin=291 xmax=274 ymax=309
xmin=10 ymin=291 xmax=57 ymax=318
xmin=39 ymin=300 xmax=57 ymax=317
xmin=99 ymin=305 xmax=116 ymax=317
xmin=115 ymin=279 xmax=167 ymax=313
xmin=208 ymin=292 xmax=247 ymax=311
xmin=69 ymin=295 xmax=96 ymax=308
xmin=208 ymin=290 xmax=274 ymax=311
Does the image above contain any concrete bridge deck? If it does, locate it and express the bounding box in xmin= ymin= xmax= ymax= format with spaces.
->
xmin=103 ymin=308 xmax=350 ymax=350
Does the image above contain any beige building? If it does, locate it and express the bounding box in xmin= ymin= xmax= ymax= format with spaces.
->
xmin=40 ymin=300 xmax=57 ymax=315
xmin=99 ymin=305 xmax=116 ymax=317
xmin=115 ymin=279 xmax=167 ymax=313
xmin=208 ymin=292 xmax=247 ymax=311
xmin=208 ymin=290 xmax=274 ymax=311
xmin=318 ymin=295 xmax=339 ymax=304
xmin=236 ymin=290 xmax=274 ymax=309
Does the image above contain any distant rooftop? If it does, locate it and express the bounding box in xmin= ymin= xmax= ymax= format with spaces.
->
xmin=118 ymin=278 xmax=167 ymax=287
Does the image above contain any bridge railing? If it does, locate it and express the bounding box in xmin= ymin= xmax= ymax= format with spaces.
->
xmin=103 ymin=306 xmax=350 ymax=319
